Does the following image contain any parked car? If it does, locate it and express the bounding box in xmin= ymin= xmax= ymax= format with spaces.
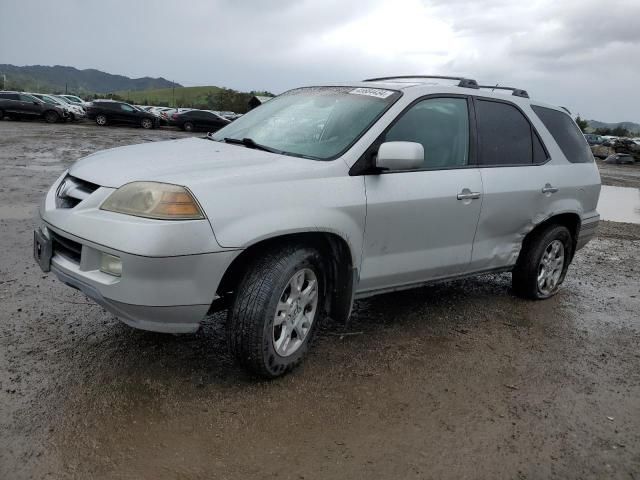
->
xmin=584 ymin=133 xmax=604 ymax=146
xmin=171 ymin=109 xmax=231 ymax=132
xmin=85 ymin=100 xmax=159 ymax=128
xmin=604 ymin=153 xmax=635 ymax=164
xmin=32 ymin=93 xmax=85 ymax=121
xmin=34 ymin=76 xmax=601 ymax=377
xmin=0 ymin=91 xmax=66 ymax=123
xmin=58 ymin=94 xmax=89 ymax=107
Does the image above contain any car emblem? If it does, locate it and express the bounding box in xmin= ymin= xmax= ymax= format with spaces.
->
xmin=57 ymin=179 xmax=73 ymax=198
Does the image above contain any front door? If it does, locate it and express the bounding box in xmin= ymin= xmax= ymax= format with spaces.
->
xmin=358 ymin=97 xmax=483 ymax=293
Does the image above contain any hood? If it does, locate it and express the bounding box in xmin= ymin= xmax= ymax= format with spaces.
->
xmin=68 ymin=137 xmax=334 ymax=189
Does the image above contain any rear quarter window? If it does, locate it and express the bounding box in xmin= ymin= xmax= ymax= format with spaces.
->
xmin=531 ymin=106 xmax=593 ymax=163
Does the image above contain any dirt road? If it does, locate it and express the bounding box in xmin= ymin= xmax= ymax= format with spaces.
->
xmin=1 ymin=121 xmax=639 ymax=479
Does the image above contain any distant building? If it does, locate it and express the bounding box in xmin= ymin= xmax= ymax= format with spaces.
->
xmin=248 ymin=95 xmax=273 ymax=110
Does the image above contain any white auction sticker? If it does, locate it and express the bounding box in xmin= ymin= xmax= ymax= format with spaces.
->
xmin=349 ymin=87 xmax=394 ymax=99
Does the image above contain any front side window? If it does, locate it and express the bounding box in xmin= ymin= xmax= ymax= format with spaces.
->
xmin=20 ymin=94 xmax=39 ymax=102
xmin=211 ymin=86 xmax=401 ymax=160
xmin=382 ymin=97 xmax=470 ymax=169
xmin=476 ymin=100 xmax=535 ymax=166
xmin=531 ymin=105 xmax=593 ymax=163
xmin=120 ymin=104 xmax=134 ymax=112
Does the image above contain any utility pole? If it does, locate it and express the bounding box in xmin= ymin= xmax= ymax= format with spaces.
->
xmin=172 ymin=83 xmax=175 ymax=107
xmin=2 ymin=74 xmax=6 ymax=90
xmin=65 ymin=83 xmax=68 ymax=94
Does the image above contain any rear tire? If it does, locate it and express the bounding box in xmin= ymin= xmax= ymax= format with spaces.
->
xmin=141 ymin=118 xmax=153 ymax=129
xmin=95 ymin=114 xmax=107 ymax=126
xmin=227 ymin=244 xmax=325 ymax=378
xmin=512 ymin=224 xmax=573 ymax=299
xmin=44 ymin=111 xmax=59 ymax=123
xmin=183 ymin=121 xmax=194 ymax=132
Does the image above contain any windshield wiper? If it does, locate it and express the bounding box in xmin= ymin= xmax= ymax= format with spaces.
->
xmin=223 ymin=137 xmax=282 ymax=154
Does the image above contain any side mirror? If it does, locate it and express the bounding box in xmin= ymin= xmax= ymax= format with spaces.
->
xmin=375 ymin=141 xmax=424 ymax=171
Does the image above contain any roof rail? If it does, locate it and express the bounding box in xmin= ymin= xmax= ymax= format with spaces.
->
xmin=363 ymin=75 xmax=479 ymax=89
xmin=478 ymin=85 xmax=530 ymax=99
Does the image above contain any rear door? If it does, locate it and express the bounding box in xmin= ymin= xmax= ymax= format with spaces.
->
xmin=469 ymin=97 xmax=555 ymax=271
xmin=359 ymin=96 xmax=483 ymax=292
xmin=18 ymin=94 xmax=42 ymax=117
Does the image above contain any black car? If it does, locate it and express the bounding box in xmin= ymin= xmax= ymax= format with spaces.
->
xmin=171 ymin=109 xmax=231 ymax=132
xmin=0 ymin=91 xmax=66 ymax=123
xmin=85 ymin=100 xmax=159 ymax=129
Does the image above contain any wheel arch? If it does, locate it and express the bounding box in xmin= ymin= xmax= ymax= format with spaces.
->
xmin=521 ymin=212 xmax=581 ymax=261
xmin=43 ymin=109 xmax=60 ymax=120
xmin=216 ymin=231 xmax=356 ymax=324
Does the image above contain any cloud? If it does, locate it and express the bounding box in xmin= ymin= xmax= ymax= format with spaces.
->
xmin=0 ymin=0 xmax=638 ymax=121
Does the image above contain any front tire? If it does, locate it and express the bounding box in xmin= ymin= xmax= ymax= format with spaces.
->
xmin=227 ymin=245 xmax=324 ymax=378
xmin=95 ymin=114 xmax=107 ymax=126
xmin=44 ymin=111 xmax=59 ymax=123
xmin=512 ymin=224 xmax=573 ymax=299
xmin=141 ymin=118 xmax=153 ymax=129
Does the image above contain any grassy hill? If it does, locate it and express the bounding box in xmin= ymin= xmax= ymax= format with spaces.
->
xmin=115 ymin=86 xmax=224 ymax=107
xmin=587 ymin=119 xmax=640 ymax=135
xmin=0 ymin=64 xmax=180 ymax=94
xmin=114 ymin=86 xmax=275 ymax=113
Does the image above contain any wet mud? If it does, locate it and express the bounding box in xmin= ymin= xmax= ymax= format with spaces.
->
xmin=1 ymin=121 xmax=639 ymax=479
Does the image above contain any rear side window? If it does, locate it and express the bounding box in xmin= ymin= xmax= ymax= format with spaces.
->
xmin=475 ymin=100 xmax=539 ymax=166
xmin=531 ymin=106 xmax=593 ymax=163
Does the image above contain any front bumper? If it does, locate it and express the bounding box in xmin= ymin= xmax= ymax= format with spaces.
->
xmin=40 ymin=224 xmax=239 ymax=333
xmin=38 ymin=172 xmax=240 ymax=333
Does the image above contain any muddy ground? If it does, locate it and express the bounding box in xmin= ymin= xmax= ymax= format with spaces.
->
xmin=1 ymin=121 xmax=639 ymax=479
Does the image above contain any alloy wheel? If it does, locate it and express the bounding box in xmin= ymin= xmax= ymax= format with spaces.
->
xmin=273 ymin=268 xmax=318 ymax=357
xmin=537 ymin=240 xmax=565 ymax=296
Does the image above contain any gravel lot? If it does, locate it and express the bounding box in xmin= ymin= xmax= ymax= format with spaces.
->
xmin=1 ymin=120 xmax=639 ymax=480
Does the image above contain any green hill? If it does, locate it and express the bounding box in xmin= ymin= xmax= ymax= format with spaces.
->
xmin=115 ymin=86 xmax=224 ymax=107
xmin=0 ymin=64 xmax=180 ymax=94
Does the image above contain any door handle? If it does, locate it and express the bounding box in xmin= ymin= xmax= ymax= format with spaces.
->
xmin=541 ymin=184 xmax=558 ymax=194
xmin=457 ymin=189 xmax=481 ymax=200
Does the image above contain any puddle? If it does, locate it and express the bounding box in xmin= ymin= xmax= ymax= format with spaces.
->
xmin=0 ymin=205 xmax=37 ymax=220
xmin=597 ymin=185 xmax=640 ymax=224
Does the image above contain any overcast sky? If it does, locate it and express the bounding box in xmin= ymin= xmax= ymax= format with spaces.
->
xmin=1 ymin=0 xmax=639 ymax=122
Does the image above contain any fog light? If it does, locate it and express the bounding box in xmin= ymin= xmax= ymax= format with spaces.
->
xmin=100 ymin=253 xmax=122 ymax=277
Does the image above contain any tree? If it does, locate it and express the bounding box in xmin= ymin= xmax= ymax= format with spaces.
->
xmin=575 ymin=116 xmax=589 ymax=133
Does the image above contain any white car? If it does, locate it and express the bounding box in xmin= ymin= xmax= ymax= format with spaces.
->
xmin=31 ymin=93 xmax=85 ymax=121
xmin=53 ymin=95 xmax=86 ymax=120
xmin=58 ymin=94 xmax=90 ymax=107
xmin=35 ymin=75 xmax=601 ymax=377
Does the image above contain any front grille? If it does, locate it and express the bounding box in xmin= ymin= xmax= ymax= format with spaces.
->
xmin=50 ymin=231 xmax=82 ymax=264
xmin=56 ymin=175 xmax=100 ymax=209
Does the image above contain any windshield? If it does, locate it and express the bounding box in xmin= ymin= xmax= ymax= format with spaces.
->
xmin=211 ymin=86 xmax=401 ymax=160
xmin=39 ymin=95 xmax=59 ymax=105
xmin=43 ymin=95 xmax=66 ymax=106
xmin=56 ymin=96 xmax=73 ymax=104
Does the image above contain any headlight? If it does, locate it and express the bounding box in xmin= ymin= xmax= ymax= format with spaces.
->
xmin=100 ymin=182 xmax=205 ymax=220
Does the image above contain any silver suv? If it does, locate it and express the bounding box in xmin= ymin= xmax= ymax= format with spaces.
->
xmin=35 ymin=76 xmax=601 ymax=377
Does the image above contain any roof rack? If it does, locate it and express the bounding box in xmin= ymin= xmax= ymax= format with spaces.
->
xmin=477 ymin=85 xmax=530 ymax=99
xmin=363 ymin=75 xmax=479 ymax=89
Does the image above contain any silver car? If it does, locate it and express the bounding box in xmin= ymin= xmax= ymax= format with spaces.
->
xmin=35 ymin=76 xmax=601 ymax=377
